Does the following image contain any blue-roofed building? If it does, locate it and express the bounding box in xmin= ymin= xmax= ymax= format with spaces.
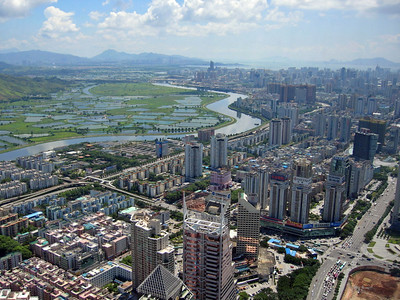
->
xmin=23 ymin=211 xmax=43 ymax=219
xmin=285 ymin=248 xmax=297 ymax=257
xmin=285 ymin=243 xmax=300 ymax=250
xmin=268 ymin=238 xmax=281 ymax=244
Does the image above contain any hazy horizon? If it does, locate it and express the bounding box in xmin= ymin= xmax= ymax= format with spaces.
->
xmin=0 ymin=0 xmax=399 ymax=63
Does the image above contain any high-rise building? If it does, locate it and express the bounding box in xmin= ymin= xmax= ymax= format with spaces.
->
xmin=355 ymin=97 xmax=364 ymax=116
xmin=386 ymin=125 xmax=400 ymax=154
xmin=185 ymin=143 xmax=203 ymax=181
xmin=323 ymin=158 xmax=348 ymax=223
xmin=277 ymin=103 xmax=298 ymax=129
xmin=281 ymin=117 xmax=292 ymax=145
xmin=338 ymin=94 xmax=347 ymax=111
xmin=155 ymin=140 xmax=169 ymax=158
xmin=391 ymin=164 xmax=400 ymax=231
xmin=290 ymin=159 xmax=312 ymax=224
xmin=210 ymin=133 xmax=228 ymax=169
xmin=243 ymin=167 xmax=269 ymax=209
xmin=327 ymin=115 xmax=339 ymax=140
xmin=395 ymin=100 xmax=400 ymax=118
xmin=314 ymin=112 xmax=326 ymax=137
xmin=198 ymin=128 xmax=215 ymax=142
xmin=330 ymin=155 xmax=351 ymax=198
xmin=353 ymin=129 xmax=378 ymax=161
xmin=339 ymin=116 xmax=351 ymax=143
xmin=183 ymin=199 xmax=236 ymax=300
xmin=323 ymin=175 xmax=345 ymax=223
xmin=131 ymin=211 xmax=175 ymax=289
xmin=269 ymin=172 xmax=290 ymax=220
xmin=367 ymin=98 xmax=377 ymax=115
xmin=257 ymin=167 xmax=269 ymax=209
xmin=269 ymin=119 xmax=282 ymax=146
xmin=237 ymin=193 xmax=260 ymax=260
xmin=358 ymin=117 xmax=387 ymax=151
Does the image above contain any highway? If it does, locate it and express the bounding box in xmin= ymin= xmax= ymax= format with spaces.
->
xmin=307 ymin=176 xmax=395 ymax=300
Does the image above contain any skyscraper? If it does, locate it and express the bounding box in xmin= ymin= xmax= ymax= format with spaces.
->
xmin=391 ymin=164 xmax=400 ymax=231
xmin=326 ymin=115 xmax=339 ymax=140
xmin=339 ymin=116 xmax=351 ymax=143
xmin=243 ymin=167 xmax=269 ymax=209
xmin=210 ymin=133 xmax=228 ymax=169
xmin=155 ymin=140 xmax=169 ymax=158
xmin=237 ymin=193 xmax=260 ymax=260
xmin=353 ymin=129 xmax=378 ymax=161
xmin=183 ymin=199 xmax=236 ymax=300
xmin=358 ymin=117 xmax=387 ymax=152
xmin=330 ymin=155 xmax=351 ymax=198
xmin=290 ymin=159 xmax=312 ymax=224
xmin=367 ymin=98 xmax=377 ymax=115
xmin=281 ymin=117 xmax=292 ymax=145
xmin=323 ymin=157 xmax=347 ymax=223
xmin=185 ymin=142 xmax=203 ymax=181
xmin=314 ymin=112 xmax=326 ymax=137
xmin=131 ymin=211 xmax=175 ymax=289
xmin=269 ymin=172 xmax=290 ymax=220
xmin=269 ymin=119 xmax=282 ymax=146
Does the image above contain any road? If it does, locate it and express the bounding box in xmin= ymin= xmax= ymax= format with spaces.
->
xmin=307 ymin=176 xmax=395 ymax=300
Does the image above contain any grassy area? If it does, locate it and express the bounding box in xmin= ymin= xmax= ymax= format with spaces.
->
xmin=374 ymin=254 xmax=383 ymax=259
xmin=369 ymin=241 xmax=376 ymax=247
xmin=90 ymin=82 xmax=193 ymax=96
xmin=0 ymin=74 xmax=68 ymax=101
xmin=0 ymin=81 xmax=233 ymax=151
xmin=367 ymin=248 xmax=374 ymax=253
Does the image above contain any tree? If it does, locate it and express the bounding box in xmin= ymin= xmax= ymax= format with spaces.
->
xmin=238 ymin=292 xmax=250 ymax=300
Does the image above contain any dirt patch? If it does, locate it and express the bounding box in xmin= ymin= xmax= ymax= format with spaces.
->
xmin=342 ymin=271 xmax=400 ymax=300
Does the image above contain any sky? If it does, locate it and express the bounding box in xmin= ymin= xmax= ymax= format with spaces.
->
xmin=0 ymin=0 xmax=399 ymax=63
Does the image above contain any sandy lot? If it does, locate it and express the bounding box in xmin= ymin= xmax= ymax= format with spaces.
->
xmin=342 ymin=271 xmax=400 ymax=300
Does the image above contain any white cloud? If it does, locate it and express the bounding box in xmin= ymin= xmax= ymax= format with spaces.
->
xmin=181 ymin=0 xmax=268 ymax=22
xmin=381 ymin=33 xmax=400 ymax=44
xmin=39 ymin=6 xmax=79 ymax=39
xmin=265 ymin=7 xmax=303 ymax=28
xmin=0 ymin=0 xmax=57 ymax=22
xmin=272 ymin=0 xmax=400 ymax=14
xmin=89 ymin=11 xmax=105 ymax=21
xmin=98 ymin=0 xmax=270 ymax=38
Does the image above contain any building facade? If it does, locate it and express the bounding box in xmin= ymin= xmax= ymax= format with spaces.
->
xmin=237 ymin=193 xmax=260 ymax=259
xmin=210 ymin=133 xmax=228 ymax=169
xmin=183 ymin=201 xmax=235 ymax=300
xmin=185 ymin=143 xmax=203 ymax=181
xmin=290 ymin=159 xmax=312 ymax=224
xmin=131 ymin=211 xmax=174 ymax=289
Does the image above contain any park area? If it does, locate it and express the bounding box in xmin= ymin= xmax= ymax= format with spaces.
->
xmin=342 ymin=270 xmax=400 ymax=300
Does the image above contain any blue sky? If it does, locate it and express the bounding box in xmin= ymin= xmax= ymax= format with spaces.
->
xmin=0 ymin=0 xmax=399 ymax=63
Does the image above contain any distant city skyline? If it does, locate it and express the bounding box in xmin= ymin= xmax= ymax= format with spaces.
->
xmin=0 ymin=0 xmax=399 ymax=63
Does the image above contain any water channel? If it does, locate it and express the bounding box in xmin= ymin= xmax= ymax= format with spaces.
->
xmin=0 ymin=88 xmax=260 ymax=161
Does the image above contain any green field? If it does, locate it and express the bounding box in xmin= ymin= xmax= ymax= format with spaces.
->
xmin=0 ymin=82 xmax=231 ymax=152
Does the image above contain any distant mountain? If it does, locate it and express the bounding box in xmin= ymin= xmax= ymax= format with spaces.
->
xmin=324 ymin=57 xmax=400 ymax=69
xmin=0 ymin=49 xmax=207 ymax=66
xmin=347 ymin=57 xmax=400 ymax=68
xmin=91 ymin=49 xmax=135 ymax=62
xmin=91 ymin=49 xmax=206 ymax=65
xmin=0 ymin=50 xmax=88 ymax=66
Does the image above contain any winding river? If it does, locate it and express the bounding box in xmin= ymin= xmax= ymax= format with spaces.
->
xmin=0 ymin=88 xmax=260 ymax=161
